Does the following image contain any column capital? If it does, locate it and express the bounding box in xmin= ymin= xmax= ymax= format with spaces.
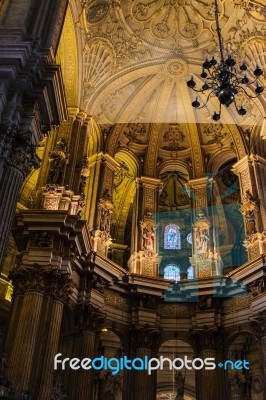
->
xmin=130 ymin=325 xmax=161 ymax=350
xmin=191 ymin=327 xmax=223 ymax=353
xmin=75 ymin=305 xmax=105 ymax=334
xmin=0 ymin=123 xmax=39 ymax=176
xmin=9 ymin=265 xmax=72 ymax=302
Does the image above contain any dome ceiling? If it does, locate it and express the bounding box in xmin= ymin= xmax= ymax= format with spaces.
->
xmin=75 ymin=0 xmax=266 ymax=126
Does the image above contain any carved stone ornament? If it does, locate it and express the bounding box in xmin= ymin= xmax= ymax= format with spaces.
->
xmin=0 ymin=123 xmax=40 ymax=176
xmin=9 ymin=265 xmax=72 ymax=301
xmin=29 ymin=232 xmax=54 ymax=248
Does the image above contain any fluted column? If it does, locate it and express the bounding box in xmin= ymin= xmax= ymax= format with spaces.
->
xmin=0 ymin=123 xmax=39 ymax=270
xmin=7 ymin=266 xmax=45 ymax=391
xmin=72 ymin=305 xmax=104 ymax=400
xmin=37 ymin=271 xmax=71 ymax=400
xmin=130 ymin=326 xmax=160 ymax=400
xmin=192 ymin=328 xmax=225 ymax=400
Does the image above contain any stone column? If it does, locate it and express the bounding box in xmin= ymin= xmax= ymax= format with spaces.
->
xmin=7 ymin=266 xmax=45 ymax=391
xmin=72 ymin=305 xmax=104 ymax=400
xmin=0 ymin=123 xmax=39 ymax=270
xmin=129 ymin=177 xmax=161 ymax=277
xmin=37 ymin=270 xmax=71 ymax=400
xmin=130 ymin=326 xmax=160 ymax=400
xmin=192 ymin=328 xmax=224 ymax=400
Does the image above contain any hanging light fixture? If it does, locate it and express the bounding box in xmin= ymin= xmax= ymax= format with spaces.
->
xmin=186 ymin=0 xmax=264 ymax=121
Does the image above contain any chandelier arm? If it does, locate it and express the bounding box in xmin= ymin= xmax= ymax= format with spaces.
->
xmin=234 ymin=85 xmax=261 ymax=99
xmin=197 ymin=90 xmax=217 ymax=109
xmin=214 ymin=0 xmax=224 ymax=63
xmin=190 ymin=87 xmax=205 ymax=94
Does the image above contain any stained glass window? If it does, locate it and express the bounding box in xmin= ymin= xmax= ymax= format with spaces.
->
xmin=187 ymin=266 xmax=194 ymax=280
xmin=164 ymin=265 xmax=180 ymax=281
xmin=164 ymin=224 xmax=181 ymax=249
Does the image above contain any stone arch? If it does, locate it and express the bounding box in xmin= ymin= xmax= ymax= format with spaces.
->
xmin=110 ymin=150 xmax=140 ymax=266
xmin=156 ymin=338 xmax=196 ymax=400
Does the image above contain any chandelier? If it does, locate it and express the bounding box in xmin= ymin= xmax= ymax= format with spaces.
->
xmin=187 ymin=0 xmax=264 ymax=121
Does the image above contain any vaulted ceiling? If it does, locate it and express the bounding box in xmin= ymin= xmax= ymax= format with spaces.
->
xmin=63 ymin=0 xmax=266 ymax=127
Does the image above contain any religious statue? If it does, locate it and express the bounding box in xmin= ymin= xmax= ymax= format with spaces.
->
xmin=143 ymin=225 xmax=154 ymax=253
xmin=195 ymin=227 xmax=209 ymax=254
xmin=245 ymin=209 xmax=256 ymax=236
xmin=100 ymin=208 xmax=111 ymax=233
xmin=244 ymin=189 xmax=255 ymax=203
xmin=0 ymin=353 xmax=7 ymax=377
xmin=229 ymin=373 xmax=244 ymax=395
xmin=175 ymin=371 xmax=185 ymax=399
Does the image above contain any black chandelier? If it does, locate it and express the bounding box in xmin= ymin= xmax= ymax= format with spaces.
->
xmin=187 ymin=0 xmax=264 ymax=121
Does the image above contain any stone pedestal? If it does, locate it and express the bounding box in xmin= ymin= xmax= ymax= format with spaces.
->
xmin=42 ymin=184 xmax=82 ymax=215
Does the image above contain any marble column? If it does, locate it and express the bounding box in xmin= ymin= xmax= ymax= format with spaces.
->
xmin=0 ymin=123 xmax=39 ymax=270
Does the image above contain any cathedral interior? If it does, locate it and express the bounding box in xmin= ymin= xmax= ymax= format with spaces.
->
xmin=0 ymin=0 xmax=266 ymax=399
